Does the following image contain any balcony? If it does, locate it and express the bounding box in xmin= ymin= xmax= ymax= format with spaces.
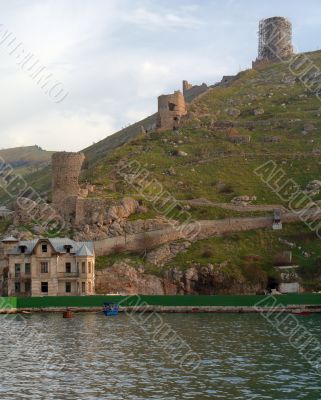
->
xmin=57 ymin=272 xmax=80 ymax=278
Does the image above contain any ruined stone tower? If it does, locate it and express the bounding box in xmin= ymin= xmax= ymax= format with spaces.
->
xmin=52 ymin=152 xmax=85 ymax=206
xmin=253 ymin=17 xmax=293 ymax=69
xmin=182 ymin=80 xmax=193 ymax=96
xmin=156 ymin=90 xmax=187 ymax=131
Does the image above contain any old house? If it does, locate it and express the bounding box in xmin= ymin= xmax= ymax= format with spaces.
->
xmin=0 ymin=237 xmax=95 ymax=297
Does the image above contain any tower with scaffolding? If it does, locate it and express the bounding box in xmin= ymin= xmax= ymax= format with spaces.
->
xmin=253 ymin=17 xmax=294 ymax=69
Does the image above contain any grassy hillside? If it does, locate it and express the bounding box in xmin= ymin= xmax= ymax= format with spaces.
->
xmin=83 ymin=113 xmax=157 ymax=165
xmin=89 ymin=51 xmax=321 ymax=209
xmin=0 ymin=145 xmax=53 ymax=173
xmin=0 ymin=146 xmax=54 ymax=203
xmin=87 ymin=50 xmax=321 ymax=288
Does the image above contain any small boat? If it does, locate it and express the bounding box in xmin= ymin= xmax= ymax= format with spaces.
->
xmin=103 ymin=302 xmax=119 ymax=317
xmin=292 ymin=310 xmax=312 ymax=316
xmin=63 ymin=310 xmax=74 ymax=319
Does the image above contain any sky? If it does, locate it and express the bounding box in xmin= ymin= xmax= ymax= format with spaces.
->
xmin=0 ymin=0 xmax=321 ymax=152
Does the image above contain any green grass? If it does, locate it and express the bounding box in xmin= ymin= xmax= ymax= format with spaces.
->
xmin=0 ymin=218 xmax=12 ymax=235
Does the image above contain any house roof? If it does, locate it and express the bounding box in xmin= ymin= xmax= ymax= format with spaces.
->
xmin=7 ymin=238 xmax=94 ymax=256
xmin=2 ymin=236 xmax=19 ymax=243
xmin=76 ymin=244 xmax=94 ymax=257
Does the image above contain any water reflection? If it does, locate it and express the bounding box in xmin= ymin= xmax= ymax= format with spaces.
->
xmin=0 ymin=313 xmax=320 ymax=399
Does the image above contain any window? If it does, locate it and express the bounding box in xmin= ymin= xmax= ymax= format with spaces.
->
xmin=42 ymin=244 xmax=47 ymax=253
xmin=15 ymin=282 xmax=21 ymax=293
xmin=65 ymin=282 xmax=71 ymax=293
xmin=25 ymin=281 xmax=31 ymax=293
xmin=77 ymin=262 xmax=79 ymax=273
xmin=41 ymin=282 xmax=48 ymax=293
xmin=65 ymin=262 xmax=71 ymax=273
xmin=81 ymin=282 xmax=86 ymax=293
xmin=82 ymin=262 xmax=86 ymax=274
xmin=25 ymin=263 xmax=31 ymax=275
xmin=20 ymin=246 xmax=26 ymax=254
xmin=88 ymin=281 xmax=92 ymax=293
xmin=64 ymin=245 xmax=72 ymax=254
xmin=15 ymin=264 xmax=21 ymax=277
xmin=88 ymin=262 xmax=92 ymax=274
xmin=168 ymin=102 xmax=176 ymax=111
xmin=40 ymin=262 xmax=49 ymax=273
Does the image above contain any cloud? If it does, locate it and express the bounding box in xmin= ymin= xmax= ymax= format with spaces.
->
xmin=1 ymin=110 xmax=115 ymax=151
xmin=122 ymin=6 xmax=203 ymax=30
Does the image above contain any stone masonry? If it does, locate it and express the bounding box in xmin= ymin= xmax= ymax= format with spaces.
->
xmin=52 ymin=151 xmax=89 ymax=224
xmin=182 ymin=80 xmax=209 ymax=102
xmin=156 ymin=90 xmax=187 ymax=131
xmin=52 ymin=152 xmax=85 ymax=205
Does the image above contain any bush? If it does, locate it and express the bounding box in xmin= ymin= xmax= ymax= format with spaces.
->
xmin=202 ymin=247 xmax=214 ymax=258
xmin=218 ymin=184 xmax=234 ymax=194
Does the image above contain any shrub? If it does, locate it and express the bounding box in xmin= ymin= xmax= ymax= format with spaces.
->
xmin=202 ymin=247 xmax=214 ymax=258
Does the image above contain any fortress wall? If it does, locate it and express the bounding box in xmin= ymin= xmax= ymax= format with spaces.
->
xmin=94 ymin=207 xmax=321 ymax=257
xmin=182 ymin=80 xmax=209 ymax=102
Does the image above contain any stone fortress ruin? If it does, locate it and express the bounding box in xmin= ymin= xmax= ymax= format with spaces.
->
xmin=156 ymin=16 xmax=294 ymax=132
xmin=156 ymin=90 xmax=187 ymax=131
xmin=51 ymin=151 xmax=108 ymax=226
xmin=182 ymin=80 xmax=209 ymax=102
xmin=52 ymin=152 xmax=85 ymax=206
xmin=252 ymin=16 xmax=294 ymax=69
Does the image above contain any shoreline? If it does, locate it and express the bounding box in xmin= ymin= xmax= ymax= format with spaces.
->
xmin=1 ymin=305 xmax=321 ymax=314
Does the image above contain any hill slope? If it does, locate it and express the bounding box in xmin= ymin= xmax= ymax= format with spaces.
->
xmin=83 ymin=113 xmax=157 ymax=165
xmin=90 ymin=50 xmax=321 ymax=205
xmin=0 ymin=145 xmax=53 ymax=173
xmin=84 ymin=50 xmax=321 ymax=290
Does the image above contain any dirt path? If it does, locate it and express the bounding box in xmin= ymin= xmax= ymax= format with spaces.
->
xmin=183 ymin=198 xmax=287 ymax=212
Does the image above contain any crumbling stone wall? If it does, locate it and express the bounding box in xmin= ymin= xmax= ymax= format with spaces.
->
xmin=156 ymin=90 xmax=187 ymax=131
xmin=52 ymin=152 xmax=85 ymax=206
xmin=182 ymin=80 xmax=209 ymax=102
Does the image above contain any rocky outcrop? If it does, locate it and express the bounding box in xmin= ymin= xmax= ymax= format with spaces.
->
xmin=106 ymin=197 xmax=139 ymax=223
xmin=95 ymin=261 xmax=267 ymax=295
xmin=304 ymin=180 xmax=321 ymax=197
xmin=231 ymin=195 xmax=257 ymax=206
xmin=95 ymin=262 xmax=167 ymax=295
xmin=146 ymin=241 xmax=191 ymax=266
xmin=75 ymin=217 xmax=173 ymax=241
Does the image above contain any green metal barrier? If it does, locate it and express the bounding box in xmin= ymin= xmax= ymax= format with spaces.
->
xmin=0 ymin=294 xmax=320 ymax=310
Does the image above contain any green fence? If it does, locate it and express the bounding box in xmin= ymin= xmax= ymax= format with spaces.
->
xmin=0 ymin=294 xmax=321 ymax=310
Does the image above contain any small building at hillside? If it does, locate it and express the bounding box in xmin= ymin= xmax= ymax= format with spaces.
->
xmin=275 ymin=265 xmax=301 ymax=293
xmin=272 ymin=209 xmax=282 ymax=230
xmin=0 ymin=237 xmax=95 ymax=297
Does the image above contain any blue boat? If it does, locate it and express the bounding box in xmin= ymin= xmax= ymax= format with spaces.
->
xmin=103 ymin=302 xmax=119 ymax=316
